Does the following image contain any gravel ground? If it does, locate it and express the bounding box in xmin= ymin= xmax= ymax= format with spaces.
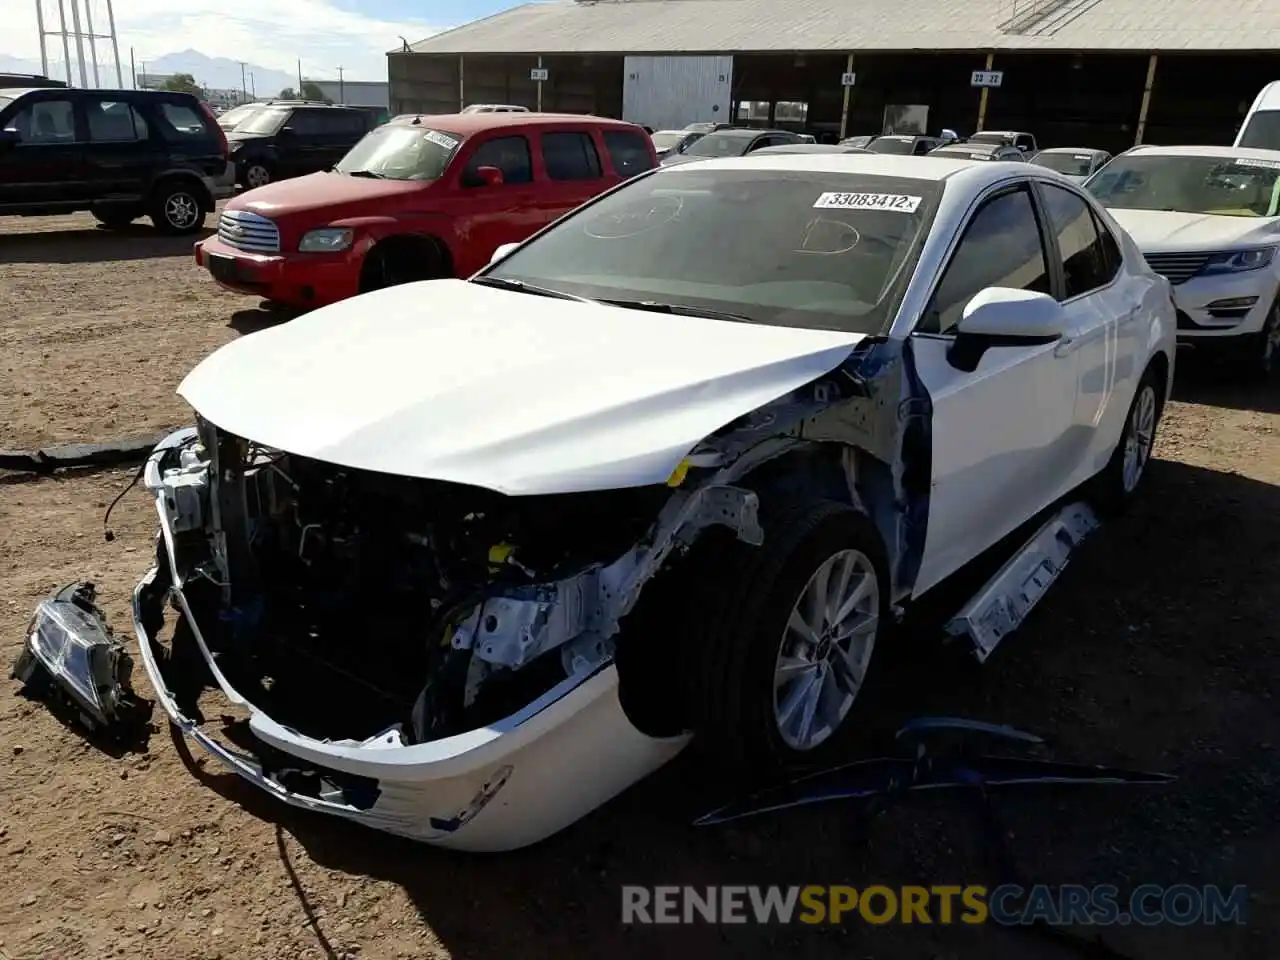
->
xmin=1 ymin=213 xmax=1278 ymax=960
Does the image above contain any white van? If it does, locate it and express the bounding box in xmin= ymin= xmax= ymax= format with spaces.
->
xmin=1235 ymin=82 xmax=1280 ymax=148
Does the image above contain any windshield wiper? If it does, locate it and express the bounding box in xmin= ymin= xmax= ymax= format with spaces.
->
xmin=469 ymin=276 xmax=589 ymax=301
xmin=343 ymin=169 xmax=386 ymax=179
xmin=594 ymin=298 xmax=754 ymax=324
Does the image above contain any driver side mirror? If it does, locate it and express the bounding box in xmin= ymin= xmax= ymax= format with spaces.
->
xmin=475 ymin=164 xmax=504 ymax=187
xmin=279 ymin=126 xmax=296 ymax=137
xmin=490 ymin=241 xmax=520 ymax=264
xmin=946 ymin=287 xmax=1066 ymax=372
xmin=0 ymin=128 xmax=20 ymax=148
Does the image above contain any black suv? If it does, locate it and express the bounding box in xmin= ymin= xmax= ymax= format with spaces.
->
xmin=0 ymin=86 xmax=232 ymax=234
xmin=227 ymin=103 xmax=375 ymax=188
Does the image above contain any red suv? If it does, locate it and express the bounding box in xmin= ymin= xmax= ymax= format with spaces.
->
xmin=194 ymin=112 xmax=656 ymax=308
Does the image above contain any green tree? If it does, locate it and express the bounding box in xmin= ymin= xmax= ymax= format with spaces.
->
xmin=278 ymin=87 xmax=298 ymax=100
xmin=160 ymin=72 xmax=201 ymax=97
xmin=300 ymin=81 xmax=331 ymax=103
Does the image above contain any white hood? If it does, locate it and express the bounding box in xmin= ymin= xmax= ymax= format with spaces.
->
xmin=178 ymin=280 xmax=865 ymax=496
xmin=1107 ymin=208 xmax=1280 ymax=252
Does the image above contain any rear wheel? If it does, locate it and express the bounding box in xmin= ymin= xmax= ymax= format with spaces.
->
xmin=1091 ymin=363 xmax=1163 ymax=515
xmin=148 ymin=182 xmax=206 ymax=235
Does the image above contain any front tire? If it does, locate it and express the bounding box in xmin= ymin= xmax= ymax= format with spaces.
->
xmin=242 ymin=162 xmax=272 ymax=190
xmin=1245 ymin=299 xmax=1280 ymax=381
xmin=148 ymin=182 xmax=206 ymax=235
xmin=690 ymin=500 xmax=890 ymax=775
xmin=1092 ymin=363 xmax=1163 ymax=515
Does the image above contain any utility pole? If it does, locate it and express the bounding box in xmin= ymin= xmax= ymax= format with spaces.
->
xmin=129 ymin=47 xmax=135 ymax=88
xmin=337 ymin=65 xmax=344 ymax=103
xmin=54 ymin=0 xmax=73 ymax=85
xmin=82 ymin=0 xmax=99 ymax=86
xmin=239 ymin=61 xmax=247 ymax=101
xmin=105 ymin=0 xmax=123 ymax=86
xmin=297 ymin=59 xmax=303 ymax=97
xmin=250 ymin=72 xmax=255 ymax=98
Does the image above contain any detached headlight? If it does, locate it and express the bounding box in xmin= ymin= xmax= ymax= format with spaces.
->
xmin=1201 ymin=246 xmax=1276 ymax=276
xmin=298 ymin=227 xmax=354 ymax=253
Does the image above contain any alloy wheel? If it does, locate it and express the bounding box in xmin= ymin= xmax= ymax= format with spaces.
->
xmin=772 ymin=548 xmax=879 ymax=752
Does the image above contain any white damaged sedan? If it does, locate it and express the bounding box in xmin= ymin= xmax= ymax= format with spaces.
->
xmin=133 ymin=153 xmax=1175 ymax=851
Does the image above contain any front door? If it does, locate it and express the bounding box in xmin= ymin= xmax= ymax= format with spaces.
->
xmin=0 ymin=94 xmax=86 ymax=209
xmin=448 ymin=133 xmax=544 ymax=276
xmin=909 ymin=182 xmax=1081 ymax=597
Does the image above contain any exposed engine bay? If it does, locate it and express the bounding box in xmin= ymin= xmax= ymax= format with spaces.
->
xmin=151 ymin=416 xmax=778 ymax=748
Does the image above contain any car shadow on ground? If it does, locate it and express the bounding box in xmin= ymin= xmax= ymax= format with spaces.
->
xmin=229 ymin=301 xmax=307 ymax=334
xmin=166 ymin=457 xmax=1279 ymax=960
xmin=1172 ymin=353 xmax=1280 ymax=414
xmin=0 ymin=224 xmax=213 ymax=264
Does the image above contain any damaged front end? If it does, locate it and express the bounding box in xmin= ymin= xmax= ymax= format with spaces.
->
xmin=132 ymin=420 xmax=781 ymax=850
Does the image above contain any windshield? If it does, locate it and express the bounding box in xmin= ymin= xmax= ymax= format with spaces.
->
xmin=334 ymin=125 xmax=461 ymax=180
xmin=1032 ymin=152 xmax=1095 ymax=176
xmin=1088 ymin=154 xmax=1280 ymax=217
xmin=235 ymin=107 xmax=289 ymax=135
xmin=841 ymin=136 xmax=873 ymax=148
xmin=868 ymin=138 xmax=914 ymax=155
xmin=217 ymin=103 xmax=262 ymax=130
xmin=968 ymin=132 xmax=1011 ymax=146
xmin=684 ymin=133 xmax=754 ymax=158
xmin=1237 ymin=110 xmax=1280 ymax=150
xmin=650 ymin=131 xmax=687 ymax=151
xmin=481 ymin=167 xmax=941 ymax=335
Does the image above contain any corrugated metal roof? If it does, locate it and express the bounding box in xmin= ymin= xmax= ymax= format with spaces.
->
xmin=400 ymin=0 xmax=1280 ymax=55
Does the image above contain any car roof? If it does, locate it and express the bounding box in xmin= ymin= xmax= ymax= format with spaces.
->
xmin=1123 ymin=144 xmax=1280 ymax=162
xmin=1036 ymin=146 xmax=1107 ymax=156
xmin=751 ymin=144 xmax=870 ymax=155
xmin=935 ymin=142 xmax=1001 ymax=154
xmin=386 ymin=111 xmax=640 ymax=134
xmin=662 ymin=152 xmax=1031 ymax=186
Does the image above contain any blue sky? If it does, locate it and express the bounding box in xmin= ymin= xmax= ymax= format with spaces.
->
xmin=5 ymin=0 xmax=528 ymax=82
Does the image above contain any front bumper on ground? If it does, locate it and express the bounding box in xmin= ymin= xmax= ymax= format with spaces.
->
xmin=1169 ymin=270 xmax=1277 ymax=347
xmin=194 ymin=234 xmax=359 ymax=308
xmin=131 ymin=440 xmax=689 ymax=851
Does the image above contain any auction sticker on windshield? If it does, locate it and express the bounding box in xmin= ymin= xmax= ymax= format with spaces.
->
xmin=1234 ymin=157 xmax=1280 ymax=170
xmin=813 ymin=192 xmax=922 ymax=213
xmin=424 ymin=130 xmax=460 ymax=150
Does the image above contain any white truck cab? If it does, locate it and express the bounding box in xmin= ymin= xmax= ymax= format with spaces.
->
xmin=1235 ymin=82 xmax=1280 ymax=148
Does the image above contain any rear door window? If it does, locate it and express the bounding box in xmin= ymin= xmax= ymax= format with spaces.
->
xmin=602 ymin=129 xmax=655 ymax=177
xmin=541 ymin=131 xmax=602 ymax=181
xmin=462 ymin=135 xmax=533 ymax=186
xmin=86 ymin=98 xmax=149 ymax=141
xmin=156 ymin=102 xmax=208 ymax=140
xmin=1038 ymin=183 xmax=1118 ymax=298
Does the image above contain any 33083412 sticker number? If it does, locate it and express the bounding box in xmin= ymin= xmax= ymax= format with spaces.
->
xmin=813 ymin=192 xmax=922 ymax=213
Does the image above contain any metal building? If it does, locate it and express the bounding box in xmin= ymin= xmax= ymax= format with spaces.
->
xmin=388 ymin=0 xmax=1280 ymax=152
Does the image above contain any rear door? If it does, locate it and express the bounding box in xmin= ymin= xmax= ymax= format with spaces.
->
xmin=602 ymin=127 xmax=657 ymax=180
xmin=1033 ymin=179 xmax=1136 ymax=484
xmin=81 ymin=94 xmax=154 ymax=204
xmin=536 ymin=128 xmax=609 ymax=220
xmin=0 ymin=92 xmax=87 ymax=208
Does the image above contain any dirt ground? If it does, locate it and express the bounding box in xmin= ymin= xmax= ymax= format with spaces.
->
xmin=1 ymin=212 xmax=1278 ymax=960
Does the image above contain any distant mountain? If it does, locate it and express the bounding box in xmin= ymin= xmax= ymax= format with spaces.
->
xmin=0 ymin=48 xmax=353 ymax=95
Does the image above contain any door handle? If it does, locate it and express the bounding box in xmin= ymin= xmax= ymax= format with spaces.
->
xmin=1053 ymin=335 xmax=1076 ymax=358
